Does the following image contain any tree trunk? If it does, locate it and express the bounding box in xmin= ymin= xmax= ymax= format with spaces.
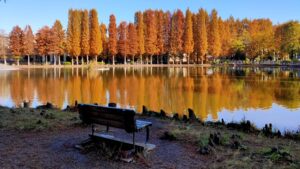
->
xmin=71 ymin=58 xmax=74 ymax=66
xmin=4 ymin=56 xmax=6 ymax=65
xmin=187 ymin=54 xmax=190 ymax=65
xmin=150 ymin=55 xmax=153 ymax=65
xmin=201 ymin=59 xmax=203 ymax=65
xmin=58 ymin=56 xmax=61 ymax=65
xmin=81 ymin=57 xmax=84 ymax=65
xmin=132 ymin=55 xmax=134 ymax=64
xmin=124 ymin=55 xmax=126 ymax=64
xmin=27 ymin=55 xmax=30 ymax=66
xmin=95 ymin=55 xmax=98 ymax=63
xmin=140 ymin=55 xmax=143 ymax=64
xmin=54 ymin=55 xmax=56 ymax=66
xmin=17 ymin=59 xmax=20 ymax=66
xmin=76 ymin=56 xmax=79 ymax=65
xmin=112 ymin=55 xmax=115 ymax=65
xmin=87 ymin=55 xmax=89 ymax=64
xmin=45 ymin=56 xmax=48 ymax=65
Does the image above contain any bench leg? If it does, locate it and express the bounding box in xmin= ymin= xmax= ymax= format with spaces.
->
xmin=133 ymin=132 xmax=136 ymax=151
xmin=146 ymin=126 xmax=150 ymax=143
xmin=92 ymin=124 xmax=95 ymax=136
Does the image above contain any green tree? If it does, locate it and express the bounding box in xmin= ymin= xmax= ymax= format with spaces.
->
xmin=277 ymin=21 xmax=300 ymax=60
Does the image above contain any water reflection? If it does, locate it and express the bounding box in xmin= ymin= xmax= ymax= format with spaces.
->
xmin=0 ymin=67 xmax=300 ymax=129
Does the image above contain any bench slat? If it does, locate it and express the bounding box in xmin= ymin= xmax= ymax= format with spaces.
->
xmin=79 ymin=104 xmax=136 ymax=132
xmin=136 ymin=120 xmax=152 ymax=130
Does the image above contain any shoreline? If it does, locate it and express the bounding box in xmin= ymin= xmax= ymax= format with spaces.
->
xmin=0 ymin=63 xmax=211 ymax=69
xmin=1 ymin=63 xmax=300 ymax=69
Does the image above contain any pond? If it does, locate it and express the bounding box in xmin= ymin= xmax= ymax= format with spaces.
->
xmin=0 ymin=66 xmax=300 ymax=131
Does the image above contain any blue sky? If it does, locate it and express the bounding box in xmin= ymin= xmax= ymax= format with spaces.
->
xmin=0 ymin=0 xmax=299 ymax=33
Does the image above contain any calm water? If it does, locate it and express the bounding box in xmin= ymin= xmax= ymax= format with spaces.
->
xmin=0 ymin=67 xmax=300 ymax=131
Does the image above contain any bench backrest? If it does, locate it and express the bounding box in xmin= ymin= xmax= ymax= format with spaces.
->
xmin=78 ymin=104 xmax=136 ymax=133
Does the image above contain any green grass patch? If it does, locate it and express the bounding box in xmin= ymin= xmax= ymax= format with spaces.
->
xmin=0 ymin=107 xmax=80 ymax=131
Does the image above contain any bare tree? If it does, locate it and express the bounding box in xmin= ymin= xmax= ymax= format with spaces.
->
xmin=0 ymin=30 xmax=8 ymax=65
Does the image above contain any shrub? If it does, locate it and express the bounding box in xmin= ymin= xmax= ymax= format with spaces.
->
xmin=63 ymin=61 xmax=72 ymax=65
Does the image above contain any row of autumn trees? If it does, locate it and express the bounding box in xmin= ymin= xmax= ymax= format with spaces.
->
xmin=6 ymin=8 xmax=300 ymax=65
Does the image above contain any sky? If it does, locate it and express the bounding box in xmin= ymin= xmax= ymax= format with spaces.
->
xmin=0 ymin=0 xmax=300 ymax=34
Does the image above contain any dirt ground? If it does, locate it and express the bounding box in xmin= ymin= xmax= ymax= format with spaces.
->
xmin=0 ymin=118 xmax=208 ymax=169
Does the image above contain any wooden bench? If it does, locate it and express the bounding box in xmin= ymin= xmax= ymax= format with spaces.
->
xmin=78 ymin=104 xmax=153 ymax=150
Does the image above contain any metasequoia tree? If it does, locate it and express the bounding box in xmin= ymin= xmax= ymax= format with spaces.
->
xmin=67 ymin=9 xmax=81 ymax=65
xmin=134 ymin=11 xmax=145 ymax=64
xmin=192 ymin=13 xmax=199 ymax=62
xmin=170 ymin=9 xmax=184 ymax=63
xmin=183 ymin=9 xmax=194 ymax=64
xmin=9 ymin=26 xmax=23 ymax=65
xmin=81 ymin=10 xmax=90 ymax=64
xmin=196 ymin=9 xmax=208 ymax=64
xmin=35 ymin=26 xmax=51 ymax=64
xmin=128 ymin=23 xmax=138 ymax=62
xmin=163 ymin=11 xmax=171 ymax=57
xmin=208 ymin=9 xmax=221 ymax=58
xmin=108 ymin=15 xmax=117 ymax=64
xmin=219 ymin=18 xmax=232 ymax=57
xmin=89 ymin=9 xmax=102 ymax=62
xmin=117 ymin=22 xmax=128 ymax=64
xmin=100 ymin=23 xmax=108 ymax=59
xmin=66 ymin=9 xmax=73 ymax=63
xmin=50 ymin=20 xmax=65 ymax=65
xmin=22 ymin=25 xmax=35 ymax=65
xmin=144 ymin=10 xmax=157 ymax=64
xmin=156 ymin=10 xmax=164 ymax=63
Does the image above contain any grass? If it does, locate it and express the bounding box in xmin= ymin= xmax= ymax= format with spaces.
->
xmin=0 ymin=106 xmax=80 ymax=131
xmin=164 ymin=121 xmax=300 ymax=168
